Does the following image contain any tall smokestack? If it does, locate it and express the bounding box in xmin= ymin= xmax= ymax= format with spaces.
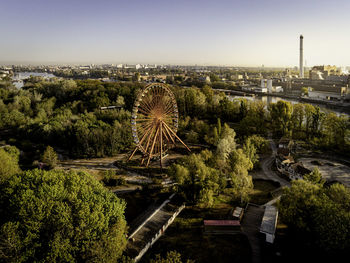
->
xmin=299 ymin=35 xmax=304 ymax=78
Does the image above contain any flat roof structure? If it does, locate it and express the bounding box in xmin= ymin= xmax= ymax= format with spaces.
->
xmin=260 ymin=205 xmax=278 ymax=243
xmin=204 ymin=220 xmax=240 ymax=226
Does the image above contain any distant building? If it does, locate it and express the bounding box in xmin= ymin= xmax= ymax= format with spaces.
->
xmin=199 ymin=76 xmax=211 ymax=83
xmin=309 ymin=65 xmax=342 ymax=80
xmin=79 ymin=65 xmax=91 ymax=70
xmin=276 ymin=154 xmax=310 ymax=180
xmin=308 ymin=90 xmax=339 ymax=100
xmin=260 ymin=79 xmax=282 ymax=93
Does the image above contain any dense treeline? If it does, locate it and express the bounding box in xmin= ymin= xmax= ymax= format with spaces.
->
xmin=0 ymin=79 xmax=349 ymax=160
xmin=174 ymin=85 xmax=350 ymax=154
xmin=0 ymin=79 xmax=142 ymax=158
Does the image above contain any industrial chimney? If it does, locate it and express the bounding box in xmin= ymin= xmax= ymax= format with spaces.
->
xmin=299 ymin=35 xmax=304 ymax=78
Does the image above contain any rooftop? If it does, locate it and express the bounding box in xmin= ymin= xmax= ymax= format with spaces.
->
xmin=260 ymin=206 xmax=278 ymax=235
xmin=204 ymin=220 xmax=240 ymax=226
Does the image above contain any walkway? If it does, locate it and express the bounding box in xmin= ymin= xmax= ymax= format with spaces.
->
xmin=125 ymin=196 xmax=182 ymax=260
xmin=241 ymin=204 xmax=265 ymax=263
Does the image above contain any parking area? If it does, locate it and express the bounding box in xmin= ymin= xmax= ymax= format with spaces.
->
xmin=299 ymin=157 xmax=350 ymax=187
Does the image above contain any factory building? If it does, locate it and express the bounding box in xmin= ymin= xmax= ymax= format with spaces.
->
xmin=309 ymin=65 xmax=342 ymax=80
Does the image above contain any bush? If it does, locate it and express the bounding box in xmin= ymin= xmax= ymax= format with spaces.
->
xmin=41 ymin=145 xmax=58 ymax=169
xmin=102 ymin=170 xmax=126 ymax=186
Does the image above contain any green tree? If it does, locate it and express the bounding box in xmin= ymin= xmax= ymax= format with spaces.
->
xmin=242 ymin=138 xmax=258 ymax=167
xmin=322 ymin=112 xmax=349 ymax=149
xmin=304 ymin=168 xmax=325 ymax=185
xmin=0 ymin=148 xmax=21 ymax=183
xmin=0 ymin=169 xmax=127 ymax=263
xmin=216 ymin=124 xmax=236 ymax=160
xmin=42 ymin=146 xmax=58 ymax=169
xmin=278 ymin=180 xmax=350 ymax=253
xmin=269 ymin=100 xmax=293 ymax=137
xmin=168 ymin=152 xmax=220 ymax=207
xmin=291 ymin=103 xmax=304 ymax=138
xmin=228 ymin=149 xmax=253 ymax=203
xmin=304 ymin=104 xmax=315 ymax=137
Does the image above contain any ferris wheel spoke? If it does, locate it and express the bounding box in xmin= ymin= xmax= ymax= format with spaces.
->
xmin=136 ymin=112 xmax=153 ymax=120
xmin=137 ymin=120 xmax=153 ymax=131
xmin=139 ymin=98 xmax=153 ymax=112
xmin=135 ymin=117 xmax=154 ymax=122
xmin=163 ymin=103 xmax=174 ymax=115
xmin=136 ymin=120 xmax=153 ymax=129
xmin=137 ymin=107 xmax=151 ymax=115
xmin=137 ymin=123 xmax=153 ymax=133
xmin=163 ymin=109 xmax=176 ymax=118
xmin=137 ymin=124 xmax=154 ymax=145
xmin=148 ymin=93 xmax=157 ymax=110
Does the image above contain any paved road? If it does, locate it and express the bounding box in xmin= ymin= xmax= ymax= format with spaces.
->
xmin=260 ymin=137 xmax=290 ymax=187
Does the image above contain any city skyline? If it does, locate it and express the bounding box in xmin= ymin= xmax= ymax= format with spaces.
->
xmin=1 ymin=0 xmax=350 ymax=67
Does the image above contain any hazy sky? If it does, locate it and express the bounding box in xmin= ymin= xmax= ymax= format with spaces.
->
xmin=1 ymin=0 xmax=349 ymax=66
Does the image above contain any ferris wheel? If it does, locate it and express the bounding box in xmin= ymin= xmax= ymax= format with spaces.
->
xmin=128 ymin=83 xmax=190 ymax=167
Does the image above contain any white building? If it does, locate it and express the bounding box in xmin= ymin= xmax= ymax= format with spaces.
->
xmin=267 ymin=79 xmax=273 ymax=93
xmin=260 ymin=206 xmax=278 ymax=243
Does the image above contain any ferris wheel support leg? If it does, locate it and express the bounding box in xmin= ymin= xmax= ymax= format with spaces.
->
xmin=162 ymin=123 xmax=176 ymax=145
xmin=162 ymin=126 xmax=174 ymax=147
xmin=128 ymin=125 xmax=153 ymax=161
xmin=162 ymin=122 xmax=191 ymax=152
xmin=146 ymin=126 xmax=159 ymax=167
xmin=128 ymin=147 xmax=138 ymax=161
xmin=142 ymin=125 xmax=156 ymax=161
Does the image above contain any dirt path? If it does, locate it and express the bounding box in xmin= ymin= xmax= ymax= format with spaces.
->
xmin=58 ymin=155 xmax=152 ymax=184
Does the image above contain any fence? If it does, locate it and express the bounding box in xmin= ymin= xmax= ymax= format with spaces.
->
xmin=133 ymin=203 xmax=185 ymax=262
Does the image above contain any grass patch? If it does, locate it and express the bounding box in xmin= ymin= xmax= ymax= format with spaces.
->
xmin=141 ymin=206 xmax=251 ymax=263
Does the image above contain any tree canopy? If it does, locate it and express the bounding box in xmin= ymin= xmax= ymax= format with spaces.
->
xmin=278 ymin=180 xmax=350 ymax=253
xmin=0 ymin=169 xmax=127 ymax=263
